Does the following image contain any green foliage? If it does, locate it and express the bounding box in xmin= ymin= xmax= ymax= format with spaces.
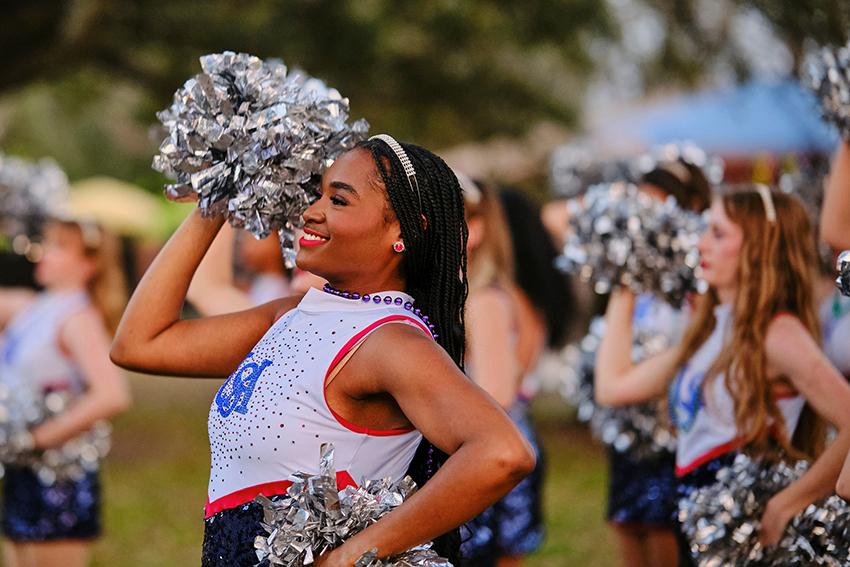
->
xmin=0 ymin=1 xmax=848 ymax=188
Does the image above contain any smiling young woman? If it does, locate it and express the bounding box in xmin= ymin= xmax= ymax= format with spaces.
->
xmin=110 ymin=136 xmax=535 ymax=567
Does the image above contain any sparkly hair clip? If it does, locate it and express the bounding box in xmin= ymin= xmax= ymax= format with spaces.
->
xmin=754 ymin=184 xmax=776 ymax=223
xmin=369 ymin=134 xmax=421 ymax=211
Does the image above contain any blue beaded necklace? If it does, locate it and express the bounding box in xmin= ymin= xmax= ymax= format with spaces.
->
xmin=322 ymin=283 xmax=438 ymax=338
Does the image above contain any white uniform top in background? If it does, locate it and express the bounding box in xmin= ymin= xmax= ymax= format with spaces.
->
xmin=820 ymin=292 xmax=850 ymax=377
xmin=0 ymin=290 xmax=89 ymax=395
xmin=248 ymin=273 xmax=290 ymax=306
xmin=669 ymin=304 xmax=805 ymax=476
xmin=206 ymin=287 xmax=428 ymax=517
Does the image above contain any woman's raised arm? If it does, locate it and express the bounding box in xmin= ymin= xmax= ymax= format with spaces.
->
xmin=110 ymin=209 xmax=298 ymax=378
xmin=594 ymin=289 xmax=680 ymax=406
xmin=821 ymin=140 xmax=850 ymax=250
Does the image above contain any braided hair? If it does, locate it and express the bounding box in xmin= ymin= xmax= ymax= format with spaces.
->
xmin=358 ymin=138 xmax=468 ymax=561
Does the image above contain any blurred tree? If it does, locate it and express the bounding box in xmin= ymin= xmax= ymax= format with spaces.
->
xmin=639 ymin=0 xmax=850 ymax=86
xmin=1 ymin=1 xmax=614 ymax=149
xmin=0 ymin=0 xmax=848 ymax=188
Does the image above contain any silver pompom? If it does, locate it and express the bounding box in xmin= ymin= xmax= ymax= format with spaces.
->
xmin=23 ymin=391 xmax=111 ymax=485
xmin=837 ymin=250 xmax=850 ymax=297
xmin=559 ymin=317 xmax=676 ymax=459
xmin=679 ymin=453 xmax=850 ymax=566
xmin=254 ymin=443 xmax=451 ymax=567
xmin=0 ymin=153 xmax=69 ymax=238
xmin=556 ymin=182 xmax=705 ymax=307
xmin=0 ymin=388 xmax=110 ymax=484
xmin=0 ymin=383 xmax=42 ymax=475
xmin=633 ymin=141 xmax=725 ymax=186
xmin=803 ymin=39 xmax=850 ymax=139
xmin=153 ymin=51 xmax=369 ymax=265
xmin=549 ymin=142 xmax=632 ymax=199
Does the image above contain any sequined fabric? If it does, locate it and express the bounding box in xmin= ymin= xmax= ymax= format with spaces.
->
xmin=460 ymin=402 xmax=544 ymax=564
xmin=2 ymin=464 xmax=100 ymax=541
xmin=673 ymin=452 xmax=738 ymax=567
xmin=202 ymin=500 xmax=270 ymax=567
xmin=607 ymin=448 xmax=677 ymax=527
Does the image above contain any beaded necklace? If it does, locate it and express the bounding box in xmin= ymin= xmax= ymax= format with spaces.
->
xmin=321 ymin=283 xmax=438 ymax=338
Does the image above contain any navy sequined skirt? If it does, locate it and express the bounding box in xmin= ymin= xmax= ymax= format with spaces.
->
xmin=606 ymin=448 xmax=677 ymax=528
xmin=2 ymin=465 xmax=100 ymax=541
xmin=460 ymin=402 xmax=545 ymax=564
xmin=202 ymin=500 xmax=273 ymax=567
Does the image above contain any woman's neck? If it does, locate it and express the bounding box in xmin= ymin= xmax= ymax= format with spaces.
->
xmin=716 ymin=284 xmax=736 ymax=306
xmin=45 ymin=282 xmax=87 ymax=294
xmin=326 ymin=276 xmax=406 ymax=296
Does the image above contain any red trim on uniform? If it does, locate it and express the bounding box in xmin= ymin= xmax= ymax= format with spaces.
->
xmin=675 ymin=438 xmax=744 ymax=477
xmin=204 ymin=470 xmax=358 ymax=518
xmin=323 ymin=315 xmax=432 ymax=437
xmin=770 ymin=311 xmax=795 ymax=323
xmin=676 ymin=400 xmax=803 ymax=477
xmin=773 ymin=390 xmax=800 ymax=400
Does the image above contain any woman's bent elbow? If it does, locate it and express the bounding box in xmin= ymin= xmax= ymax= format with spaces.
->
xmin=110 ymin=339 xmax=145 ymax=372
xmin=109 ymin=341 xmax=131 ymax=369
xmin=594 ymin=384 xmax=621 ymax=407
xmin=497 ymin=440 xmax=536 ymax=482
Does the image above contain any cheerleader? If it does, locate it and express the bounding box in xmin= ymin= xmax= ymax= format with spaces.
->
xmin=458 ymin=179 xmax=553 ymax=567
xmin=602 ymin=160 xmax=711 ymax=567
xmin=595 ymin=186 xmax=850 ymax=565
xmin=110 ymin=137 xmax=536 ymax=567
xmin=0 ymin=219 xmax=131 ymax=567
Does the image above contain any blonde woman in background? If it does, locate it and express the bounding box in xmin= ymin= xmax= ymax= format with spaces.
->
xmin=596 ymin=187 xmax=850 ymax=565
xmin=459 ymin=177 xmax=547 ymax=567
xmin=0 ymin=219 xmax=131 ymax=567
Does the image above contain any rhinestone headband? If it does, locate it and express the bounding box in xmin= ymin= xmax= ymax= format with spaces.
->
xmin=370 ymin=134 xmax=422 ymax=210
xmin=754 ymin=183 xmax=776 ymax=223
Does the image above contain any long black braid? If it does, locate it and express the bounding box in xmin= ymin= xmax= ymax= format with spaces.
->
xmin=358 ymin=138 xmax=468 ymax=562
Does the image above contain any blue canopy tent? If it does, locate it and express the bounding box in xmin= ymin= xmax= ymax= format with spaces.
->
xmin=593 ymin=80 xmax=839 ymax=156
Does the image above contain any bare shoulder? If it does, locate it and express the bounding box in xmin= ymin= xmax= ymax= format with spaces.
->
xmin=468 ymin=286 xmax=512 ymax=309
xmin=59 ymin=306 xmax=112 ymax=356
xmin=63 ymin=305 xmax=108 ymax=335
xmin=0 ymin=288 xmax=37 ymax=324
xmin=765 ymin=313 xmax=818 ymax=363
xmin=357 ymin=322 xmax=459 ymax=381
xmin=467 ymin=286 xmax=513 ymax=321
xmin=765 ymin=313 xmax=810 ymax=344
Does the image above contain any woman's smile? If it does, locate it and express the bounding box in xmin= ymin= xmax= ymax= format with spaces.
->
xmin=299 ymin=227 xmax=330 ymax=247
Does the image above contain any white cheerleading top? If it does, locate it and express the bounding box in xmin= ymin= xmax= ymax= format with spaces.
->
xmin=0 ymin=290 xmax=90 ymax=395
xmin=668 ymin=303 xmax=805 ymax=476
xmin=205 ymin=287 xmax=429 ymax=517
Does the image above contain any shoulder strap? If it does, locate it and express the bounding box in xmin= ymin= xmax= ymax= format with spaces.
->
xmin=325 ymin=317 xmax=429 ymax=388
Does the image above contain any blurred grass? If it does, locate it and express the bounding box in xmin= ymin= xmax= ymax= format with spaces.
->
xmin=73 ymin=375 xmax=617 ymax=566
